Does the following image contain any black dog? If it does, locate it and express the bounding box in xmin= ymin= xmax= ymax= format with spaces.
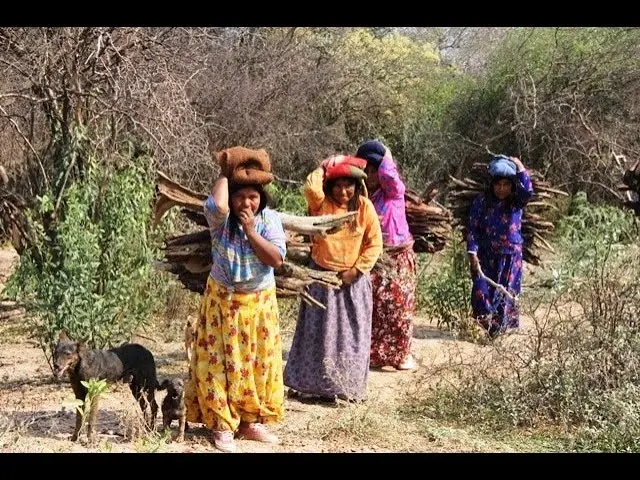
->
xmin=157 ymin=377 xmax=187 ymax=442
xmin=52 ymin=331 xmax=159 ymax=443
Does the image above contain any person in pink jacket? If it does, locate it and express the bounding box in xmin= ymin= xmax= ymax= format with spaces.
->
xmin=356 ymin=140 xmax=417 ymax=371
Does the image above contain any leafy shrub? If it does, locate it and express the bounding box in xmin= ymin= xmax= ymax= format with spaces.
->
xmin=5 ymin=154 xmax=161 ymax=361
xmin=406 ymin=199 xmax=640 ymax=451
xmin=416 ymin=232 xmax=475 ymax=338
xmin=266 ymin=181 xmax=307 ymax=216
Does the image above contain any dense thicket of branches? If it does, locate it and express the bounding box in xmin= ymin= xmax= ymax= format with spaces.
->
xmin=0 ymin=28 xmax=212 ymax=199
xmin=441 ymin=28 xmax=640 ymax=205
xmin=2 ymin=26 xmax=640 ymax=241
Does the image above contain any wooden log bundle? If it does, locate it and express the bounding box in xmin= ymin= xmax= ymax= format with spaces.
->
xmin=404 ymin=185 xmax=453 ymax=254
xmin=154 ymin=172 xmax=356 ymax=309
xmin=154 ymin=172 xmax=455 ymax=307
xmin=446 ymin=163 xmax=568 ymax=266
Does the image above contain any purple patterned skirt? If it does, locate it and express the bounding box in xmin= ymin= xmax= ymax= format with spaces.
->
xmin=283 ymin=264 xmax=373 ymax=401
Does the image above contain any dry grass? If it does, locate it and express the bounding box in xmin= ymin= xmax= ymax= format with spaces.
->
xmin=0 ymin=244 xmax=559 ymax=453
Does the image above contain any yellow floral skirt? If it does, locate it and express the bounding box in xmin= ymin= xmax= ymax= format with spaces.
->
xmin=184 ymin=277 xmax=284 ymax=432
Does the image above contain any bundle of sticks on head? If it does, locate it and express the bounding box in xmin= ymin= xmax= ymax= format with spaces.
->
xmin=446 ymin=160 xmax=569 ymax=266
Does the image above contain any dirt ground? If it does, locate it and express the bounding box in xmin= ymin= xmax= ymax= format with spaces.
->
xmin=0 ymin=247 xmax=539 ymax=453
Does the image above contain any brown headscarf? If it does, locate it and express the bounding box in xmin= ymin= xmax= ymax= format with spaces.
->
xmin=215 ymin=146 xmax=274 ymax=185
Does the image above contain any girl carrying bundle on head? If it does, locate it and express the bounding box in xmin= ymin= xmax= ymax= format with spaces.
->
xmin=183 ymin=146 xmax=287 ymax=453
xmin=284 ymin=154 xmax=383 ymax=403
xmin=466 ymin=155 xmax=534 ymax=338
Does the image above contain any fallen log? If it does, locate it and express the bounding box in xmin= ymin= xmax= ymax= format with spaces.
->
xmin=0 ymin=307 xmax=25 ymax=321
xmin=0 ymin=300 xmax=22 ymax=311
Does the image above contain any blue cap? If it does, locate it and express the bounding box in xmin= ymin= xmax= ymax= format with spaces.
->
xmin=355 ymin=140 xmax=386 ymax=167
xmin=488 ymin=155 xmax=517 ymax=177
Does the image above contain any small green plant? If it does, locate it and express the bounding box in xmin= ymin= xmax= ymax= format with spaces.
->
xmin=134 ymin=428 xmax=171 ymax=453
xmin=64 ymin=378 xmax=109 ymax=439
xmin=416 ymin=232 xmax=474 ymax=337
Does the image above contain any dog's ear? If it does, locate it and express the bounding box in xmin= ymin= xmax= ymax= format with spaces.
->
xmin=158 ymin=379 xmax=169 ymax=390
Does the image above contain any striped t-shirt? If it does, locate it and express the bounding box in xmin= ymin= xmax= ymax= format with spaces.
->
xmin=204 ymin=195 xmax=286 ymax=292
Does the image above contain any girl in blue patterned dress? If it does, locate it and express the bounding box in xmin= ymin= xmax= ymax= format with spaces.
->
xmin=466 ymin=156 xmax=534 ymax=337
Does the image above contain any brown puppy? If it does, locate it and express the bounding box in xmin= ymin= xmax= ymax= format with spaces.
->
xmin=157 ymin=377 xmax=187 ymax=442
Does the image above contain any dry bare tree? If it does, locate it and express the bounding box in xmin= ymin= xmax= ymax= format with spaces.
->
xmin=0 ymin=27 xmax=215 ymax=201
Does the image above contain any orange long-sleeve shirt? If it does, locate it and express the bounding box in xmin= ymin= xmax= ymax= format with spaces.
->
xmin=304 ymin=167 xmax=383 ymax=274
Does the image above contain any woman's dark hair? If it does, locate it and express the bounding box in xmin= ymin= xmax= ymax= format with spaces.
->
xmin=323 ymin=177 xmax=364 ymax=213
xmin=227 ymin=183 xmax=271 ymax=241
xmin=486 ymin=175 xmax=518 ymax=210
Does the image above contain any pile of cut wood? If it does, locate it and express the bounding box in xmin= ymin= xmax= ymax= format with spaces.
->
xmin=154 ymin=172 xmax=454 ymax=308
xmin=404 ymin=185 xmax=452 ymax=254
xmin=446 ymin=162 xmax=568 ymax=265
xmin=154 ymin=172 xmax=356 ymax=309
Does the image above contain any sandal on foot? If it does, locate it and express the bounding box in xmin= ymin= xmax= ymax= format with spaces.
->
xmin=212 ymin=430 xmax=237 ymax=453
xmin=235 ymin=423 xmax=279 ymax=444
xmin=396 ymin=355 xmax=417 ymax=371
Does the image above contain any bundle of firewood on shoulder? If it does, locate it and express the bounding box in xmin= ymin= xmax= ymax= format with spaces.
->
xmin=616 ymin=154 xmax=640 ymax=216
xmin=446 ymin=161 xmax=569 ymax=265
xmin=153 ymin=171 xmax=359 ymax=310
xmin=404 ymin=184 xmax=453 ymax=254
xmin=370 ymin=185 xmax=452 ymax=275
xmin=154 ymin=157 xmax=455 ymax=305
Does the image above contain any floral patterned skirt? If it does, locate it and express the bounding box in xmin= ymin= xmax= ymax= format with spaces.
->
xmin=471 ymin=245 xmax=523 ymax=336
xmin=184 ymin=277 xmax=284 ymax=432
xmin=369 ymin=246 xmax=417 ymax=368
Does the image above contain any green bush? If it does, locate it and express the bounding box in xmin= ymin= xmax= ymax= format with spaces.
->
xmin=5 ymin=154 xmax=161 ymax=359
xmin=551 ymin=191 xmax=639 ymax=287
xmin=266 ymin=181 xmax=307 ymax=216
xmin=415 ymin=232 xmax=474 ymax=336
xmin=556 ymin=191 xmax=639 ymax=246
xmin=405 ymin=198 xmax=640 ymax=451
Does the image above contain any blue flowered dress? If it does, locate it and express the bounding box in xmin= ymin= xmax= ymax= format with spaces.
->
xmin=466 ymin=170 xmax=534 ymax=334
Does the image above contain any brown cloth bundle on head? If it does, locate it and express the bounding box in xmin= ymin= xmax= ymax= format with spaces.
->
xmin=215 ymin=146 xmax=274 ymax=185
